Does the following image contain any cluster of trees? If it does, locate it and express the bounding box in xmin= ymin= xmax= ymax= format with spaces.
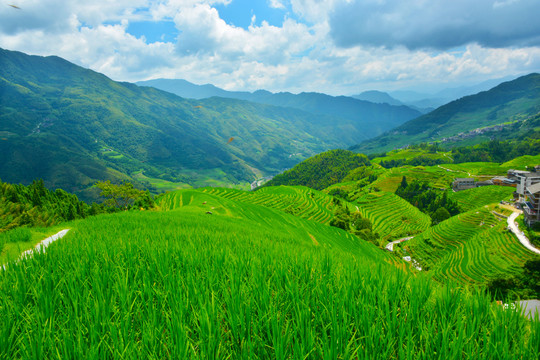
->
xmin=94 ymin=181 xmax=154 ymax=210
xmin=451 ymin=138 xmax=540 ymax=164
xmin=329 ymin=198 xmax=379 ymax=245
xmin=395 ymin=177 xmax=460 ymax=225
xmin=487 ymin=259 xmax=540 ymax=300
xmin=379 ymin=156 xmax=446 ymax=169
xmin=0 ymin=179 xmax=154 ymax=233
xmin=0 ymin=179 xmax=90 ymax=231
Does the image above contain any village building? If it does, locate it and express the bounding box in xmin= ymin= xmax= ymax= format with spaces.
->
xmin=523 ymin=182 xmax=540 ymax=226
xmin=492 ymin=177 xmax=517 ymax=187
xmin=507 ymin=169 xmax=540 ymax=196
xmin=452 ymin=178 xmax=475 ymax=191
xmin=475 ymin=180 xmax=494 ymax=187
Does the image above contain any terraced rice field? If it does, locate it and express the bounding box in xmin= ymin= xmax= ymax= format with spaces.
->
xmin=2 ymin=209 xmax=537 ymax=358
xmin=406 ymin=208 xmax=499 ymax=266
xmin=405 ymin=207 xmax=539 ymax=284
xmin=442 ymin=162 xmax=508 ymax=177
xmin=449 ymin=186 xmax=515 ymax=212
xmin=156 ymin=189 xmax=405 ymax=268
xmin=372 ymin=165 xmax=463 ymax=192
xmin=371 ymin=149 xmax=452 ymax=164
xmin=502 ymin=154 xmax=540 ymax=169
xmin=200 ymin=186 xmax=342 ymax=225
xmin=353 ymin=191 xmax=431 ymax=241
xmin=431 ymin=224 xmax=540 ymax=284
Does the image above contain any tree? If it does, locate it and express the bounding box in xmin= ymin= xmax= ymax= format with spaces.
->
xmin=431 ymin=207 xmax=451 ymax=225
xmin=400 ymin=176 xmax=408 ymax=189
xmin=95 ymin=181 xmax=147 ymax=209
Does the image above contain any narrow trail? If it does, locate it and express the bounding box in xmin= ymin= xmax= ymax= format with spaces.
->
xmin=385 ymin=236 xmax=414 ymax=252
xmin=2 ymin=229 xmax=70 ymax=270
xmin=507 ymin=212 xmax=540 ymax=255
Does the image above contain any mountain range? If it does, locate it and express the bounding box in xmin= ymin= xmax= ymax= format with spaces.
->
xmin=352 ymin=73 xmax=540 ymax=153
xmin=136 ymin=78 xmax=422 ymax=136
xmin=0 ymin=48 xmax=417 ymax=199
xmin=2 ymin=47 xmax=539 ymax=199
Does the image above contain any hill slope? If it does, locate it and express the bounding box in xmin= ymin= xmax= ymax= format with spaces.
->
xmin=1 ymin=48 xmax=377 ymax=198
xmin=352 ymin=73 xmax=540 ymax=153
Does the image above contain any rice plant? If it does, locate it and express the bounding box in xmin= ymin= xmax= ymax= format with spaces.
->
xmin=0 ymin=206 xmax=538 ymax=359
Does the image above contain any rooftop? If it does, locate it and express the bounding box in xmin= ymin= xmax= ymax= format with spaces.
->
xmin=527 ymin=182 xmax=540 ymax=194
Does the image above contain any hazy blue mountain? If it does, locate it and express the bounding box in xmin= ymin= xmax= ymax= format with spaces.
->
xmin=137 ymin=79 xmax=422 ymax=135
xmin=352 ymin=73 xmax=540 ymax=153
xmin=136 ymin=78 xmax=249 ymax=100
xmin=389 ymin=75 xmax=520 ymax=110
xmin=351 ymin=90 xmax=404 ymax=106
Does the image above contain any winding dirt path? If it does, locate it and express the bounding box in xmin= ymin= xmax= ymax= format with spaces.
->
xmin=507 ymin=212 xmax=540 ymax=255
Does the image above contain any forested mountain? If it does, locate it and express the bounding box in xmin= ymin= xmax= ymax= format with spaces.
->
xmin=1 ymin=48 xmax=394 ymax=200
xmin=137 ymin=78 xmax=423 ymax=136
xmin=352 ymin=73 xmax=540 ymax=153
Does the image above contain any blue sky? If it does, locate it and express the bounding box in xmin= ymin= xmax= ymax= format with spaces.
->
xmin=1 ymin=0 xmax=540 ymax=95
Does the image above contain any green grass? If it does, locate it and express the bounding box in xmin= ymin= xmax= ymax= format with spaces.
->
xmin=353 ymin=191 xmax=432 ymax=242
xmin=156 ymin=189 xmax=396 ymax=266
xmin=502 ymin=154 xmax=540 ymax=168
xmin=449 ymin=186 xmax=516 ymax=212
xmin=441 ymin=162 xmax=509 ymax=177
xmin=1 ymin=209 xmax=538 ymax=358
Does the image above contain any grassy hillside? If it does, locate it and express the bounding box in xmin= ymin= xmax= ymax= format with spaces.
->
xmin=352 ymin=73 xmax=540 ymax=153
xmin=157 ymin=189 xmax=396 ymax=265
xmin=198 ymin=186 xmax=338 ymax=225
xmin=1 ymin=197 xmax=538 ymax=358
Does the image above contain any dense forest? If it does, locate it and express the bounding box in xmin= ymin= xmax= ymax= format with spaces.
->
xmin=0 ymin=179 xmax=154 ymax=233
xmin=451 ymin=138 xmax=540 ymax=163
xmin=395 ymin=177 xmax=460 ymax=224
xmin=0 ymin=179 xmax=91 ymax=232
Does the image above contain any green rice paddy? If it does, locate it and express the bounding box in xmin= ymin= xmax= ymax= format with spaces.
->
xmin=404 ymin=207 xmax=539 ymax=285
xmin=1 ymin=205 xmax=538 ymax=358
xmin=353 ymin=191 xmax=432 ymax=242
xmin=449 ymin=186 xmax=515 ymax=212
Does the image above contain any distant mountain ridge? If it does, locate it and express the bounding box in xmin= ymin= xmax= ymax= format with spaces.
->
xmin=351 ymin=73 xmax=540 ymax=153
xmin=351 ymin=90 xmax=404 ymax=106
xmin=136 ymin=78 xmax=423 ymax=136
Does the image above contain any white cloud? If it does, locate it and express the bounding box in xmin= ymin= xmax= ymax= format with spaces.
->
xmin=329 ymin=0 xmax=540 ymax=50
xmin=0 ymin=0 xmax=539 ymax=95
xmin=268 ymin=0 xmax=286 ymax=10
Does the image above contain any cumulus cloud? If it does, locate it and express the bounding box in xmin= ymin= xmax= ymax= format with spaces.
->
xmin=268 ymin=0 xmax=286 ymax=10
xmin=329 ymin=0 xmax=540 ymax=50
xmin=0 ymin=0 xmax=539 ymax=94
xmin=173 ymin=3 xmax=314 ymax=64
